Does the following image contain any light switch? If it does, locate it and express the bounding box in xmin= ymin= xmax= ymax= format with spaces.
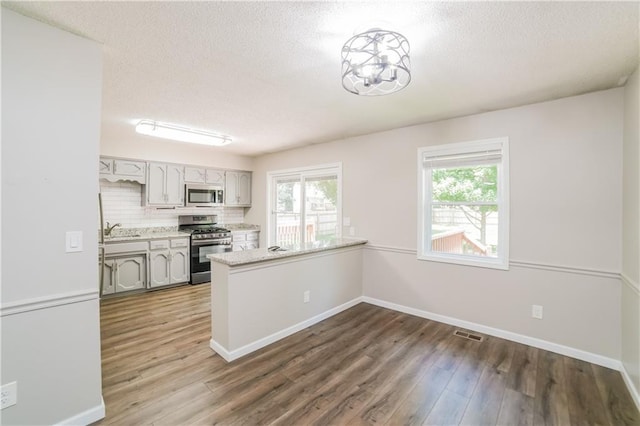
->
xmin=65 ymin=231 xmax=83 ymax=253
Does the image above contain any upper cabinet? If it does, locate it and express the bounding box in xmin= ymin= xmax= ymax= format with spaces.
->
xmin=225 ymin=171 xmax=251 ymax=206
xmin=184 ymin=166 xmax=225 ymax=186
xmin=206 ymin=169 xmax=225 ymax=186
xmin=100 ymin=157 xmax=146 ymax=184
xmin=99 ymin=155 xmax=252 ymax=208
xmin=145 ymin=162 xmax=184 ymax=206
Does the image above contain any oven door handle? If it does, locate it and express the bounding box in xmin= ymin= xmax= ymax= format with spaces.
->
xmin=191 ymin=239 xmax=232 ymax=247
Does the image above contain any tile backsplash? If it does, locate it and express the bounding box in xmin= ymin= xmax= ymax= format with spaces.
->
xmin=100 ymin=180 xmax=245 ymax=228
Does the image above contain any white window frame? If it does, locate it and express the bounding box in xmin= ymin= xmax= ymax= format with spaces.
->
xmin=267 ymin=162 xmax=343 ymax=246
xmin=417 ymin=138 xmax=510 ymax=270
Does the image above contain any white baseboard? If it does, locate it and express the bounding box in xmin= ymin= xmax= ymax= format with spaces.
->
xmin=620 ymin=363 xmax=640 ymax=412
xmin=209 ymin=339 xmax=234 ymax=362
xmin=362 ymin=296 xmax=621 ymax=370
xmin=210 ymin=296 xmax=364 ymax=362
xmin=55 ymin=396 xmax=105 ymax=426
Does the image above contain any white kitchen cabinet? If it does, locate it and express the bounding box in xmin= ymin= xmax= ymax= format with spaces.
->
xmin=149 ymin=249 xmax=170 ymax=287
xmin=103 ymin=255 xmax=147 ymax=293
xmin=102 ymin=259 xmax=116 ymax=295
xmin=206 ymin=169 xmax=225 ymax=186
xmin=149 ymin=238 xmax=190 ymax=288
xmin=184 ymin=167 xmax=206 ymax=183
xmin=231 ymin=230 xmax=259 ymax=251
xmin=99 ymin=158 xmax=113 ymax=175
xmin=184 ymin=167 xmax=225 ymax=186
xmin=170 ymin=246 xmax=189 ymax=283
xmin=100 ymin=157 xmax=146 ymax=184
xmin=115 ymin=256 xmax=147 ymax=292
xmin=146 ymin=162 xmax=184 ymax=206
xmin=225 ymin=171 xmax=251 ymax=206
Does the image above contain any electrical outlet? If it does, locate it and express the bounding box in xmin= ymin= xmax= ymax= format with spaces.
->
xmin=303 ymin=290 xmax=310 ymax=303
xmin=1 ymin=382 xmax=17 ymax=409
xmin=532 ymin=305 xmax=543 ymax=320
xmin=349 ymin=226 xmax=355 ymax=236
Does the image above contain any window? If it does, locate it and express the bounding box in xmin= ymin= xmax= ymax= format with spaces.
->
xmin=268 ymin=163 xmax=342 ymax=246
xmin=418 ymin=138 xmax=509 ymax=269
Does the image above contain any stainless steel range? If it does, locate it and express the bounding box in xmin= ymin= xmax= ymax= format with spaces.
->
xmin=178 ymin=215 xmax=232 ymax=284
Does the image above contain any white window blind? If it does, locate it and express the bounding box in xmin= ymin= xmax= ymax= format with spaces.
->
xmin=422 ymin=139 xmax=504 ymax=169
xmin=423 ymin=149 xmax=502 ymax=169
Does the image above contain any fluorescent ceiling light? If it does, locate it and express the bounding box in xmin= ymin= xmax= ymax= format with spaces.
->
xmin=135 ymin=120 xmax=232 ymax=146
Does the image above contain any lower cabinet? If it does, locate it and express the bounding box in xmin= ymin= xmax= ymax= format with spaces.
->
xmin=149 ymin=238 xmax=190 ymax=288
xmin=102 ymin=237 xmax=190 ymax=296
xmin=103 ymin=254 xmax=147 ymax=294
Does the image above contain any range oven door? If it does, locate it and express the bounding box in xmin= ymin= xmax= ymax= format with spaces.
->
xmin=190 ymin=238 xmax=232 ymax=284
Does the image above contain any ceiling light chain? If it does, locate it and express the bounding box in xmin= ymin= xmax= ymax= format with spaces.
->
xmin=341 ymin=28 xmax=411 ymax=96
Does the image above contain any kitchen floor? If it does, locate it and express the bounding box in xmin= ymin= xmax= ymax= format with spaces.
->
xmin=95 ymin=284 xmax=639 ymax=425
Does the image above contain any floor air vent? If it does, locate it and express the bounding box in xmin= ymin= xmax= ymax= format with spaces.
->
xmin=454 ymin=330 xmax=484 ymax=342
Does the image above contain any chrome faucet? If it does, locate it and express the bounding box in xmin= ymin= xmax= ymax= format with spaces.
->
xmin=104 ymin=222 xmax=121 ymax=236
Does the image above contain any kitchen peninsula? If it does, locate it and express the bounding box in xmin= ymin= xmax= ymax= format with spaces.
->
xmin=208 ymin=238 xmax=367 ymax=361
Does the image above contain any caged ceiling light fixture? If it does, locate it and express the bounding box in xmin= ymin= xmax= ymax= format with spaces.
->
xmin=135 ymin=120 xmax=232 ymax=146
xmin=341 ymin=28 xmax=411 ymax=96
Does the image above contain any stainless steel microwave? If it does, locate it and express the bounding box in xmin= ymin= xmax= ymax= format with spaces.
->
xmin=185 ymin=184 xmax=224 ymax=207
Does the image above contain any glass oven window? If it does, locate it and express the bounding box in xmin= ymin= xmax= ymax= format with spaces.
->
xmin=198 ymin=244 xmax=227 ymax=263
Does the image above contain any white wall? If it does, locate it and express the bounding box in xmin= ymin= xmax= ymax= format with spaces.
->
xmin=622 ymin=65 xmax=640 ymax=404
xmin=247 ymin=89 xmax=624 ymax=361
xmin=1 ymin=8 xmax=104 ymax=425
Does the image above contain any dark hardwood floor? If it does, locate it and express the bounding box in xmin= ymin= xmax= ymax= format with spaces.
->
xmin=96 ymin=284 xmax=639 ymax=425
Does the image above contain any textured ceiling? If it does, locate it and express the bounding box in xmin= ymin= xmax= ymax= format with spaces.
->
xmin=3 ymin=1 xmax=639 ymax=157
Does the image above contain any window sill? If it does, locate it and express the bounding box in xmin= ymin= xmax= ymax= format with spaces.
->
xmin=417 ymin=252 xmax=509 ymax=271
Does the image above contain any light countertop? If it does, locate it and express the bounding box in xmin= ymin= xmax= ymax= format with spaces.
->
xmin=225 ymin=224 xmax=260 ymax=232
xmin=103 ymin=228 xmax=190 ymax=243
xmin=208 ymin=237 xmax=368 ymax=266
xmin=102 ymin=223 xmax=259 ymax=242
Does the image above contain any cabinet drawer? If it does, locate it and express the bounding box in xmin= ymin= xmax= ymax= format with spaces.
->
xmin=170 ymin=238 xmax=189 ymax=248
xmin=232 ymin=233 xmax=246 ymax=242
xmin=246 ymin=232 xmax=259 ymax=241
xmin=149 ymin=240 xmax=170 ymax=250
xmin=105 ymin=241 xmax=148 ymax=255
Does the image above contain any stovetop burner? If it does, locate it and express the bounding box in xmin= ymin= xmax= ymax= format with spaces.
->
xmin=192 ymin=227 xmax=229 ymax=234
xmin=178 ymin=215 xmax=231 ymax=239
